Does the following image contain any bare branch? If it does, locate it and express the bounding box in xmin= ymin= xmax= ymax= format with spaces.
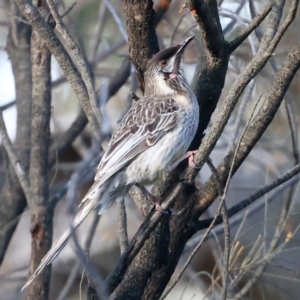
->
xmin=0 ymin=111 xmax=31 ymax=206
xmin=187 ymin=0 xmax=228 ymax=150
xmin=15 ymin=0 xmax=99 ymax=137
xmin=0 ymin=2 xmax=32 ymax=263
xmin=102 ymin=0 xmax=128 ymax=42
xmin=45 ymin=0 xmax=101 ymax=135
xmin=195 ymin=161 xmax=300 ymax=233
xmin=160 ymin=183 xmax=225 ymax=300
xmin=186 ymin=0 xmax=299 ymax=184
xmin=0 ymin=100 xmax=15 ymax=111
xmin=60 ymin=1 xmax=76 ymax=19
xmin=57 ymin=212 xmax=100 ymax=300
xmin=91 ymin=1 xmax=107 ymax=58
xmin=121 ymin=0 xmax=159 ymax=91
xmin=25 ymin=2 xmax=53 ymax=298
xmin=206 ymin=158 xmax=229 ymax=300
xmin=117 ymin=199 xmax=129 ymax=254
xmin=222 ymin=0 xmax=247 ymax=35
xmin=105 ymin=183 xmax=184 ymax=294
xmin=228 ymin=1 xmax=272 ymax=53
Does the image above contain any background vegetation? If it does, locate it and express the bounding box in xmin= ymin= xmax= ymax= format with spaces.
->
xmin=0 ymin=0 xmax=300 ymax=299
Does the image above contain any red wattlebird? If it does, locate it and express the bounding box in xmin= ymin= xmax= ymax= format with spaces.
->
xmin=22 ymin=36 xmax=199 ymax=290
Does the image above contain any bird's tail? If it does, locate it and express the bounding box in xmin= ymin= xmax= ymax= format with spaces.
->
xmin=21 ymin=198 xmax=95 ymax=291
xmin=21 ymin=172 xmax=127 ymax=291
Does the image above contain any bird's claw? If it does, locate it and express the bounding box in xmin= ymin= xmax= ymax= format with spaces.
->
xmin=155 ymin=205 xmax=179 ymax=216
xmin=188 ymin=152 xmax=201 ymax=169
xmin=167 ymin=151 xmax=201 ymax=172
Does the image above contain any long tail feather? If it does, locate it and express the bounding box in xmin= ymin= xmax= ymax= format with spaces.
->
xmin=21 ymin=198 xmax=95 ymax=291
xmin=21 ymin=172 xmax=126 ymax=290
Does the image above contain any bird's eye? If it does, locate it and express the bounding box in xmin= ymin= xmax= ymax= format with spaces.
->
xmin=161 ymin=60 xmax=167 ymax=67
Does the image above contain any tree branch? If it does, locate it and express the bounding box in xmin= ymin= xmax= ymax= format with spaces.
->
xmin=25 ymin=2 xmax=53 ymax=299
xmin=121 ymin=0 xmax=159 ymax=91
xmin=15 ymin=0 xmax=99 ymax=136
xmin=0 ymin=1 xmax=32 ymax=263
xmin=227 ymin=0 xmax=272 ymax=53
xmin=193 ymin=39 xmax=300 ymax=222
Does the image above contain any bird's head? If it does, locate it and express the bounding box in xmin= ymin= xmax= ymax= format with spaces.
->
xmin=144 ymin=36 xmax=194 ymax=96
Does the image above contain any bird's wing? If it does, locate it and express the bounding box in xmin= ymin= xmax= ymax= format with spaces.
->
xmin=95 ymin=96 xmax=179 ymax=185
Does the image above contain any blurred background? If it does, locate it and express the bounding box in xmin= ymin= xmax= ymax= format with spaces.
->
xmin=0 ymin=0 xmax=300 ymax=299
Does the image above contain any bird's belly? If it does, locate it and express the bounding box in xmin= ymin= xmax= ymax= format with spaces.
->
xmin=125 ymin=125 xmax=193 ymax=185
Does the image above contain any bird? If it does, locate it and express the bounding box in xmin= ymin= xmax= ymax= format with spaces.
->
xmin=22 ymin=35 xmax=199 ymax=290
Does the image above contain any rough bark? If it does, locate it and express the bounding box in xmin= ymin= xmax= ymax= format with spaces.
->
xmin=0 ymin=1 xmax=32 ymax=263
xmin=105 ymin=1 xmax=300 ymax=299
xmin=25 ymin=1 xmax=53 ymax=299
xmin=121 ymin=0 xmax=159 ymax=92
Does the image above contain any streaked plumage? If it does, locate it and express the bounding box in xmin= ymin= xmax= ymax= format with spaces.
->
xmin=22 ymin=36 xmax=199 ymax=290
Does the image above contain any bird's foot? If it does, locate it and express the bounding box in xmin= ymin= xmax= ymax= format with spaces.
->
xmin=166 ymin=151 xmax=201 ymax=172
xmin=136 ymin=183 xmax=175 ymax=215
xmin=155 ymin=204 xmax=178 ymax=215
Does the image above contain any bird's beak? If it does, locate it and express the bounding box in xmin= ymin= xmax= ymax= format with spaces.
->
xmin=176 ymin=36 xmax=195 ymax=56
xmin=171 ymin=36 xmax=195 ymax=77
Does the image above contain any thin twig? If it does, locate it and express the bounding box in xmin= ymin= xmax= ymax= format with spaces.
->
xmin=15 ymin=0 xmax=99 ymax=138
xmin=57 ymin=212 xmax=100 ymax=300
xmin=227 ymin=1 xmax=272 ymax=53
xmin=0 ymin=4 xmax=30 ymax=24
xmin=0 ymin=110 xmax=32 ymax=207
xmin=65 ymin=145 xmax=107 ymax=299
xmin=117 ymin=199 xmax=129 ymax=254
xmin=92 ymin=1 xmax=107 ymax=58
xmin=60 ymin=1 xmax=76 ymax=18
xmin=222 ymin=0 xmax=246 ymax=35
xmin=190 ymin=0 xmax=299 ymax=180
xmin=226 ymin=78 xmax=256 ymax=156
xmin=162 ymin=102 xmax=264 ymax=298
xmin=0 ymin=100 xmax=16 ymax=111
xmin=160 ymin=190 xmax=226 ymax=300
xmin=206 ymin=158 xmax=229 ymax=300
xmin=102 ymin=0 xmax=128 ymax=42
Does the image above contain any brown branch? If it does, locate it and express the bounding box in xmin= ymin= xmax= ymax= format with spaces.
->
xmin=117 ymin=199 xmax=129 ymax=254
xmin=121 ymin=0 xmax=159 ymax=92
xmin=25 ymin=2 xmax=53 ymax=299
xmin=0 ymin=31 xmax=130 ymax=266
xmin=105 ymin=183 xmax=184 ymax=294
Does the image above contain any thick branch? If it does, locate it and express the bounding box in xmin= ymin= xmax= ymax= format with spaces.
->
xmin=0 ymin=2 xmax=32 ymax=263
xmin=106 ymin=4 xmax=300 ymax=298
xmin=121 ymin=0 xmax=159 ymax=91
xmin=25 ymin=2 xmax=53 ymax=298
xmin=188 ymin=0 xmax=228 ymax=150
xmin=186 ymin=0 xmax=299 ymax=184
